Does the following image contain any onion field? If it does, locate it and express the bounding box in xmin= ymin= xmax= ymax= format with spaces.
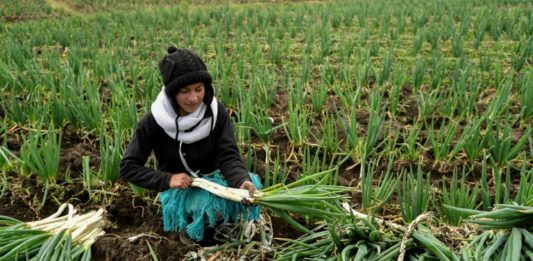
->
xmin=0 ymin=0 xmax=532 ymax=260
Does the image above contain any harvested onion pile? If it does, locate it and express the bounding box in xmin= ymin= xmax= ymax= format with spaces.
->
xmin=0 ymin=203 xmax=106 ymax=261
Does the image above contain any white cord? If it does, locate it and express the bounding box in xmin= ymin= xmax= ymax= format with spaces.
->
xmin=179 ymin=140 xmax=199 ymax=178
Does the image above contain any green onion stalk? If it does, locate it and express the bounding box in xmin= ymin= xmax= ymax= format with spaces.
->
xmin=445 ymin=204 xmax=533 ymax=230
xmin=0 ymin=203 xmax=106 ymax=260
xmin=446 ymin=204 xmax=533 ymax=260
xmin=191 ymin=170 xmax=351 ymax=227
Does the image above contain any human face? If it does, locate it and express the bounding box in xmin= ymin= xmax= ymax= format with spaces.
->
xmin=176 ymin=82 xmax=205 ymax=116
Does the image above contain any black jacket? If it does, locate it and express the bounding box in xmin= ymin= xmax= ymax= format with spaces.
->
xmin=119 ymin=101 xmax=251 ymax=192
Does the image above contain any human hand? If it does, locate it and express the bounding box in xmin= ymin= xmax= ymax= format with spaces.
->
xmin=240 ymin=180 xmax=256 ymax=196
xmin=169 ymin=173 xmax=193 ymax=189
xmin=240 ymin=180 xmax=257 ymax=206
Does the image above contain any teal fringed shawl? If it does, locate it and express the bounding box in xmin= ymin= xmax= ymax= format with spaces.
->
xmin=160 ymin=170 xmax=262 ymax=241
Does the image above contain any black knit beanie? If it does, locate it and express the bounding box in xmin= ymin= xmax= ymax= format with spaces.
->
xmin=159 ymin=46 xmax=214 ymax=113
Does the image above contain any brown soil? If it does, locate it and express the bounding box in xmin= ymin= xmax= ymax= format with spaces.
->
xmin=1 ymin=13 xmax=60 ymax=23
xmin=58 ymin=141 xmax=100 ymax=181
xmin=0 ymin=192 xmax=59 ymax=221
xmin=91 ymin=190 xmax=195 ymax=261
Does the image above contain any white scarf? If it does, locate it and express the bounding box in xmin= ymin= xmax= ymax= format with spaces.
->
xmin=151 ymin=86 xmax=218 ymax=144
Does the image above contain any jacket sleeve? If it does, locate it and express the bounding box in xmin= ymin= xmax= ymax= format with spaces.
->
xmin=214 ymin=104 xmax=252 ymax=188
xmin=119 ymin=112 xmax=173 ymax=192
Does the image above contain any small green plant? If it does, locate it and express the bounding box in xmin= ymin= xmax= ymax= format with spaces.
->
xmin=389 ymin=68 xmax=405 ymax=117
xmin=310 ymin=111 xmax=340 ymax=154
xmin=363 ymin=90 xmax=385 ymax=162
xmin=19 ymin=121 xmax=61 ymax=207
xmin=301 ymin=145 xmax=339 ymax=185
xmin=438 ymin=167 xmax=479 ymax=226
xmin=399 ymin=122 xmax=423 ymax=161
xmin=518 ymin=73 xmax=533 ymax=120
xmin=514 ymin=164 xmax=533 ymax=206
xmin=63 ymin=78 xmax=102 ymax=131
xmin=512 ymin=36 xmax=532 ymax=72
xmin=413 ymin=56 xmax=425 ymax=90
xmin=416 ymin=89 xmax=439 ymax=120
xmin=450 ymin=115 xmax=485 ymax=160
xmin=484 ymin=77 xmax=513 ymax=121
xmin=310 ymin=84 xmax=329 ymax=114
xmin=283 ymin=101 xmax=310 ymax=148
xmin=451 ymin=31 xmax=464 ymax=57
xmin=485 ymin=115 xmax=531 ymax=166
xmin=262 ymin=145 xmax=289 ymax=188
xmin=413 ymin=31 xmax=424 ymax=55
xmin=245 ymin=108 xmax=282 ymax=143
xmin=426 ymin=118 xmax=458 ymax=163
xmin=81 ymin=156 xmax=94 ymax=198
xmin=360 ymin=156 xmax=398 ymax=215
xmin=99 ymin=129 xmax=122 ymax=187
xmin=399 ymin=163 xmax=431 ymax=223
xmin=378 ymin=46 xmax=393 ymax=85
xmin=430 ymin=51 xmax=445 ymax=89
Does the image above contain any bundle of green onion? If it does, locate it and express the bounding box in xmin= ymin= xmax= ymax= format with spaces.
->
xmin=409 ymin=226 xmax=460 ymax=261
xmin=0 ymin=203 xmax=106 ymax=261
xmin=275 ymin=218 xmax=391 ymax=261
xmin=191 ymin=170 xmax=351 ymax=229
xmin=460 ymin=229 xmax=533 ymax=261
xmin=450 ymin=204 xmax=533 ymax=230
xmin=447 ymin=204 xmax=533 ymax=260
xmin=275 ymin=211 xmax=458 ymax=261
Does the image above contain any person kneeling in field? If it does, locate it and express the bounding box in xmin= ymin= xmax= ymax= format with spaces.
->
xmin=119 ymin=46 xmax=260 ymax=246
